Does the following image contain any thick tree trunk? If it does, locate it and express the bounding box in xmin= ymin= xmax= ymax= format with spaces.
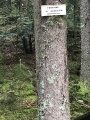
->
xmin=80 ymin=0 xmax=90 ymax=87
xmin=34 ymin=0 xmax=70 ymax=119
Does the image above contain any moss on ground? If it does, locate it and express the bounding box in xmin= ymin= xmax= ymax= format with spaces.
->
xmin=0 ymin=63 xmax=37 ymax=120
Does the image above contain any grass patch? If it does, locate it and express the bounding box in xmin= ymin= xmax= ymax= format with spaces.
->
xmin=0 ymin=63 xmax=37 ymax=120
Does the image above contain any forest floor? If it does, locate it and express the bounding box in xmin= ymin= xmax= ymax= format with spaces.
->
xmin=0 ymin=44 xmax=38 ymax=120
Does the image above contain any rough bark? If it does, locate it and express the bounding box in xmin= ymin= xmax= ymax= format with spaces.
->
xmin=34 ymin=0 xmax=70 ymax=119
xmin=80 ymin=0 xmax=90 ymax=87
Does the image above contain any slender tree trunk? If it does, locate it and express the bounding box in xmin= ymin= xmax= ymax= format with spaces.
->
xmin=80 ymin=0 xmax=90 ymax=87
xmin=34 ymin=0 xmax=70 ymax=119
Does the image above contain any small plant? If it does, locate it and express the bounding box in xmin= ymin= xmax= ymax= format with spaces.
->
xmin=70 ymin=81 xmax=90 ymax=101
xmin=77 ymin=82 xmax=90 ymax=101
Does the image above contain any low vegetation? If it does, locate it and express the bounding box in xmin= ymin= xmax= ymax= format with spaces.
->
xmin=0 ymin=55 xmax=37 ymax=120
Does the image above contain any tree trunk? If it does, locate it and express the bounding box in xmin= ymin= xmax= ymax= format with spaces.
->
xmin=34 ymin=0 xmax=70 ymax=119
xmin=80 ymin=0 xmax=90 ymax=87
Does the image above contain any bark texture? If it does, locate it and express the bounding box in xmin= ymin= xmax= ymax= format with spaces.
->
xmin=34 ymin=0 xmax=70 ymax=119
xmin=80 ymin=0 xmax=90 ymax=87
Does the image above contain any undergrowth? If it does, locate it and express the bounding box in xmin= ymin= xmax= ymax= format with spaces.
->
xmin=68 ymin=59 xmax=90 ymax=119
xmin=70 ymin=75 xmax=90 ymax=120
xmin=0 ymin=62 xmax=37 ymax=120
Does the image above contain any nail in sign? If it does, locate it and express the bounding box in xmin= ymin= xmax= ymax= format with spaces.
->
xmin=41 ymin=5 xmax=66 ymax=16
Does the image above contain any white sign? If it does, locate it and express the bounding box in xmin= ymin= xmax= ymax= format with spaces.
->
xmin=41 ymin=5 xmax=66 ymax=16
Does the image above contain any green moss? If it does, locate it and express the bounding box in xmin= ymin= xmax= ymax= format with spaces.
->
xmin=0 ymin=63 xmax=37 ymax=120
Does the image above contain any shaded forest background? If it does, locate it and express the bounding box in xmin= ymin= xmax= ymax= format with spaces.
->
xmin=0 ymin=0 xmax=90 ymax=120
